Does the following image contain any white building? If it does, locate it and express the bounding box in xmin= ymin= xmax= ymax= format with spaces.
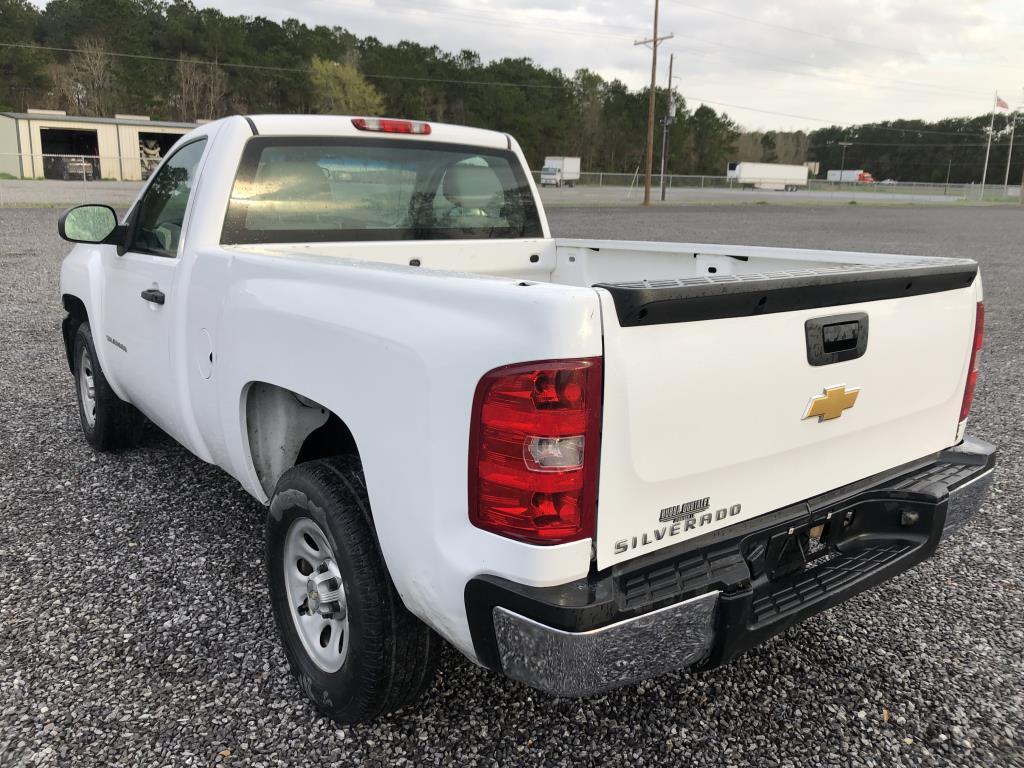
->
xmin=0 ymin=109 xmax=196 ymax=181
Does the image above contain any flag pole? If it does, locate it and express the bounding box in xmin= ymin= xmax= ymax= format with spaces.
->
xmin=1004 ymin=110 xmax=1017 ymax=195
xmin=980 ymin=91 xmax=996 ymax=201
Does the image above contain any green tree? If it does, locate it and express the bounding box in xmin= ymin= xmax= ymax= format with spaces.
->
xmin=0 ymin=0 xmax=50 ymax=111
xmin=686 ymin=105 xmax=740 ymax=175
xmin=760 ymin=131 xmax=778 ymax=163
xmin=309 ymin=55 xmax=384 ymax=115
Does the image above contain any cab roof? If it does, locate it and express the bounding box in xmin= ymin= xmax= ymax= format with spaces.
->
xmin=242 ymin=115 xmax=512 ymax=151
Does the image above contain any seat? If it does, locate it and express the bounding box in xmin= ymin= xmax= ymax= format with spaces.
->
xmin=439 ymin=164 xmax=504 ymax=228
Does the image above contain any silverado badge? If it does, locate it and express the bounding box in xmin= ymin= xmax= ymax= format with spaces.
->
xmin=804 ymin=385 xmax=859 ymax=422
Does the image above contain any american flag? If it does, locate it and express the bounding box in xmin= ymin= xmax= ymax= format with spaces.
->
xmin=996 ymin=94 xmax=1010 ymax=110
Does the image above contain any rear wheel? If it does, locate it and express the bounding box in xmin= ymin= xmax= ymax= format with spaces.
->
xmin=73 ymin=322 xmax=144 ymax=451
xmin=267 ymin=456 xmax=440 ymax=723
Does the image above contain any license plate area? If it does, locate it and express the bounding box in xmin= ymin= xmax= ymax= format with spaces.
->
xmin=743 ymin=495 xmax=934 ymax=586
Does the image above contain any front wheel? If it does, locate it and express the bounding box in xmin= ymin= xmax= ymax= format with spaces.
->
xmin=266 ymin=456 xmax=440 ymax=723
xmin=73 ymin=322 xmax=144 ymax=451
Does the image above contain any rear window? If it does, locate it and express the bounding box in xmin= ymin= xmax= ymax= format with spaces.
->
xmin=221 ymin=137 xmax=543 ymax=244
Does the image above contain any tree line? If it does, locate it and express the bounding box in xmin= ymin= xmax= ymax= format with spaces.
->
xmin=1 ymin=0 xmax=1016 ymax=181
xmin=808 ymin=118 xmax=1019 ymax=185
xmin=0 ymin=0 xmax=741 ymax=173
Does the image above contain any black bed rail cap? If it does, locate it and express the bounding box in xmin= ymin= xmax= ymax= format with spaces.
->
xmin=595 ymin=257 xmax=978 ymax=326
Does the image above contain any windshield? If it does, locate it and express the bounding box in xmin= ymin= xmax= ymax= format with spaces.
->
xmin=222 ymin=137 xmax=543 ymax=244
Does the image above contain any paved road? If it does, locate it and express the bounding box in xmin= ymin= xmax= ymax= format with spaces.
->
xmin=0 ymin=179 xmax=143 ymax=207
xmin=1 ymin=205 xmax=1021 ymax=767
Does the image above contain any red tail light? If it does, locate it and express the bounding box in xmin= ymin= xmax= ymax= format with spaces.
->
xmin=469 ymin=358 xmax=602 ymax=544
xmin=351 ymin=117 xmax=431 ymax=135
xmin=959 ymin=302 xmax=984 ymax=422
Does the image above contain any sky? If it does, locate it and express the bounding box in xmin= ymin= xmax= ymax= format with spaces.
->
xmin=193 ymin=0 xmax=1024 ymax=131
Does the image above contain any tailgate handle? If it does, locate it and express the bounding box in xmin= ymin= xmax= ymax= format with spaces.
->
xmin=805 ymin=312 xmax=868 ymax=366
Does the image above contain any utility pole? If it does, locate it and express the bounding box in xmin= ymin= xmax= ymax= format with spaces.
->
xmin=837 ymin=140 xmax=853 ymax=185
xmin=635 ymin=0 xmax=672 ymax=206
xmin=944 ymin=157 xmax=952 ymax=196
xmin=658 ymin=53 xmax=675 ymax=202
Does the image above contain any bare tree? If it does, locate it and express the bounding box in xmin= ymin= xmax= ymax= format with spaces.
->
xmin=175 ymin=57 xmax=229 ymax=122
xmin=47 ymin=61 xmax=83 ymax=113
xmin=44 ymin=39 xmax=114 ymax=116
xmin=71 ymin=38 xmax=114 ymax=116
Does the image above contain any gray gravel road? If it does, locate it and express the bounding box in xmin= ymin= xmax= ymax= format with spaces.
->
xmin=1 ymin=205 xmax=1022 ymax=767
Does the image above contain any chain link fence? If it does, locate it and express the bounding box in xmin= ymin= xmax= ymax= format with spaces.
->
xmin=531 ymin=170 xmax=1022 ymax=203
xmin=1 ymin=153 xmax=1021 ymax=207
xmin=0 ymin=152 xmax=161 ymax=207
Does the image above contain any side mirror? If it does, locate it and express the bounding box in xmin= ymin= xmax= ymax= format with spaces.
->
xmin=58 ymin=205 xmax=121 ymax=244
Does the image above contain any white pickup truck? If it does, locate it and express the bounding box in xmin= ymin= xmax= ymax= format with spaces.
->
xmin=57 ymin=115 xmax=996 ymax=723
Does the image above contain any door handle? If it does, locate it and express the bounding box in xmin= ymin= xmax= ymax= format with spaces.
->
xmin=805 ymin=312 xmax=868 ymax=366
xmin=141 ymin=288 xmax=165 ymax=305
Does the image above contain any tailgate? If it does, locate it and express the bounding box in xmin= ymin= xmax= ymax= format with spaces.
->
xmin=593 ymin=259 xmax=980 ymax=569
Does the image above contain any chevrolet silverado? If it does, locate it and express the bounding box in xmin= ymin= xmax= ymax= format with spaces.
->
xmin=56 ymin=114 xmax=996 ymax=723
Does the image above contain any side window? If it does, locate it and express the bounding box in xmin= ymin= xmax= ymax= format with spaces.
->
xmin=129 ymin=139 xmax=206 ymax=257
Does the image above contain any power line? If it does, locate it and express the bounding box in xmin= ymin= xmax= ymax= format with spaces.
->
xmin=373 ymin=4 xmax=647 ymax=42
xmin=671 ymin=2 xmax=920 ymax=58
xmin=681 ymin=93 xmax=990 ymax=137
xmin=388 ymin=3 xmax=997 ymax=102
xmin=382 ymin=3 xmax=986 ymax=100
xmin=0 ymin=41 xmax=566 ymax=90
xmin=0 ymin=42 xmax=1003 ymax=139
xmin=666 ymin=42 xmax=982 ymax=100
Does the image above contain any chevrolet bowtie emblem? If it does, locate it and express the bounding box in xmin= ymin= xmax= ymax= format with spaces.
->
xmin=803 ymin=385 xmax=860 ymax=422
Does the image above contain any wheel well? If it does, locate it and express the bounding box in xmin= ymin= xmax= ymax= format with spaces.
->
xmin=244 ymin=382 xmax=359 ymax=498
xmin=61 ymin=294 xmax=88 ymax=372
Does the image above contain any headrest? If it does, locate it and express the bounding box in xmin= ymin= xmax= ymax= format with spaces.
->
xmin=442 ymin=164 xmax=502 ymax=208
xmin=255 ymin=161 xmax=332 ymax=198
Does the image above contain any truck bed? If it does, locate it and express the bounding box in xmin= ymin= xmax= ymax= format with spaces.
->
xmin=549 ymin=241 xmax=982 ymax=568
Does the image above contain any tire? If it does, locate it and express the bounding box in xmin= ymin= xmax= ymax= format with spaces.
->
xmin=72 ymin=322 xmax=145 ymax=451
xmin=266 ymin=455 xmax=441 ymax=723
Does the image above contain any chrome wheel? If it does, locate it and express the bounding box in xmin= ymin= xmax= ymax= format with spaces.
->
xmin=283 ymin=517 xmax=349 ymax=673
xmin=78 ymin=348 xmax=96 ymax=428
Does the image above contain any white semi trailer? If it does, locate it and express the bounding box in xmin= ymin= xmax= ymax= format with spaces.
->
xmin=828 ymin=169 xmax=876 ymax=184
xmin=727 ymin=162 xmax=809 ymax=191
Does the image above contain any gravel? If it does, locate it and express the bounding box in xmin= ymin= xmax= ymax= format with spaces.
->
xmin=1 ymin=204 xmax=1022 ymax=767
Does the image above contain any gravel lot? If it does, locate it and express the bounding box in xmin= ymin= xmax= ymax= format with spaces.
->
xmin=1 ymin=204 xmax=1022 ymax=767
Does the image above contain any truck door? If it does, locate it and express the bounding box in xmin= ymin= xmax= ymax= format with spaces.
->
xmin=100 ymin=138 xmax=207 ymax=445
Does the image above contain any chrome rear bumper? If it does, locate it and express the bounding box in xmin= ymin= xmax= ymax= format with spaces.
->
xmin=493 ymin=592 xmax=719 ymax=697
xmin=482 ymin=436 xmax=995 ymax=698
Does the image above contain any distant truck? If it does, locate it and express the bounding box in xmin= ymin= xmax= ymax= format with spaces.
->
xmin=828 ymin=169 xmax=876 ymax=184
xmin=540 ymin=156 xmax=581 ymax=187
xmin=726 ymin=162 xmax=808 ymax=191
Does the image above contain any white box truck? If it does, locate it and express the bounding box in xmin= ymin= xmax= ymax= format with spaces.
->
xmin=727 ymin=162 xmax=808 ymax=191
xmin=540 ymin=156 xmax=581 ymax=187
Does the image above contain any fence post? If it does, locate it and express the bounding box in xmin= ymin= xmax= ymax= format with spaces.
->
xmin=599 ymin=173 xmax=603 ymax=187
